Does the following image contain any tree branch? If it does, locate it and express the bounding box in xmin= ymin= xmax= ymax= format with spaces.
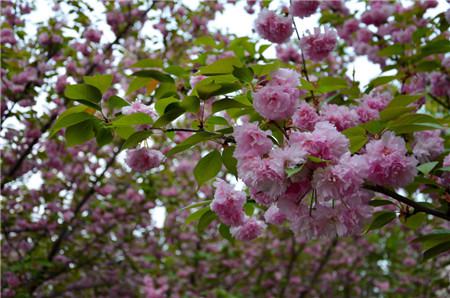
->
xmin=363 ymin=184 xmax=450 ymax=221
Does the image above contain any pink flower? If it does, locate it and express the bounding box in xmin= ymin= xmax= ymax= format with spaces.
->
xmin=238 ymin=157 xmax=286 ymax=199
xmin=319 ymin=104 xmax=360 ymax=131
xmin=392 ymin=26 xmax=415 ymax=44
xmin=233 ymin=122 xmax=272 ymax=159
xmin=83 ymin=28 xmax=102 ymax=43
xmin=121 ymin=101 xmax=156 ymax=118
xmin=291 ymin=121 xmax=349 ymax=162
xmin=312 ymin=153 xmax=368 ymax=202
xmin=429 ymin=72 xmax=450 ymax=98
xmin=300 ymin=28 xmax=337 ymax=61
xmin=231 ymin=218 xmax=266 ymax=241
xmin=253 ymin=85 xmax=299 ymax=120
xmin=355 ymin=104 xmax=379 ymax=123
xmin=361 ymin=2 xmax=394 ymax=26
xmin=190 ymin=75 xmax=206 ymax=88
xmin=255 ymin=10 xmax=293 ymax=44
xmin=338 ymin=19 xmax=359 ymax=41
xmin=413 ymin=130 xmax=444 ymax=163
xmin=270 ymin=68 xmax=300 ymax=88
xmin=276 ymin=44 xmax=301 ymax=63
xmin=211 ymin=179 xmax=246 ymax=227
xmin=363 ymin=132 xmax=418 ymax=187
xmin=264 ymin=204 xmax=286 ymax=225
xmin=292 ymin=102 xmax=319 ymax=131
xmin=359 ymin=92 xmax=391 ymax=111
xmin=126 ymin=148 xmax=164 ymax=172
xmin=290 ymin=0 xmax=320 ymax=18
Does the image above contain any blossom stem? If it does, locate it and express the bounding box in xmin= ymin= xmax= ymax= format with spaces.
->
xmin=363 ymin=184 xmax=450 ymax=221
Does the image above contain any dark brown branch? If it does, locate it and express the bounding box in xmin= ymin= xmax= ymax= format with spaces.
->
xmin=363 ymin=184 xmax=450 ymax=221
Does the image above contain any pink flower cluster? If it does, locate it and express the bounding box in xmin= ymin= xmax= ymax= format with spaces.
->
xmin=211 ymin=180 xmax=266 ymax=241
xmin=121 ymin=101 xmax=157 ymax=118
xmin=413 ymin=130 xmax=444 ymax=163
xmin=253 ymin=68 xmax=300 ymax=120
xmin=290 ymin=0 xmax=320 ymax=18
xmin=126 ymin=148 xmax=164 ymax=172
xmin=254 ymin=10 xmax=293 ymax=44
xmin=300 ymin=28 xmax=337 ymax=61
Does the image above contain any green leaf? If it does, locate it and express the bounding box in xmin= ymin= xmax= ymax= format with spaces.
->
xmin=181 ymin=200 xmax=212 ymax=211
xmin=194 ymin=150 xmax=222 ymax=186
xmin=194 ymin=76 xmax=241 ymax=100
xmin=155 ymin=97 xmax=179 ymax=115
xmin=285 ymin=164 xmax=304 ymax=178
xmin=379 ymin=107 xmax=415 ymax=121
xmin=419 ymin=39 xmax=450 ymax=58
xmin=166 ymin=132 xmax=220 ymax=157
xmin=385 ymin=94 xmax=422 ymax=108
xmin=181 ymin=96 xmax=200 ymax=113
xmin=366 ymin=211 xmax=396 ymax=232
xmin=51 ymin=112 xmax=94 ymax=137
xmin=206 ymin=116 xmax=229 ymax=126
xmin=300 ymin=78 xmax=315 ymax=91
xmin=115 ymin=126 xmax=135 ymax=139
xmin=111 ymin=112 xmax=153 ymax=127
xmin=108 ymin=96 xmax=129 ymax=110
xmin=83 ymin=74 xmax=113 ymax=93
xmin=413 ymin=230 xmax=450 ymax=249
xmin=250 ymin=61 xmax=280 ymax=77
xmin=378 ymin=44 xmax=404 ymax=57
xmin=186 ymin=206 xmax=210 ymax=224
xmin=127 ymin=77 xmax=153 ymax=95
xmin=244 ymin=202 xmax=255 ymax=216
xmin=154 ymin=82 xmax=178 ymax=99
xmin=219 ymin=223 xmax=234 ymax=243
xmin=65 ymin=120 xmax=95 ymax=146
xmin=194 ymin=36 xmax=217 ymax=47
xmin=222 ymin=146 xmax=238 ymax=177
xmin=198 ymin=57 xmax=243 ymax=75
xmin=132 ymin=70 xmax=174 ymax=83
xmin=232 ymin=66 xmax=253 ymax=83
xmin=164 ymin=65 xmax=188 ymax=77
xmin=95 ymin=126 xmax=113 ymax=147
xmin=153 ymin=103 xmax=185 ymax=127
xmin=404 ymin=213 xmax=426 ymax=230
xmin=307 ymin=156 xmax=329 ymax=163
xmin=438 ymin=166 xmax=450 ymax=172
xmin=64 ymin=84 xmax=102 ymax=109
xmin=317 ymin=77 xmax=348 ymax=93
xmin=417 ymin=161 xmax=439 ymax=175
xmin=130 ymin=58 xmax=163 ymax=68
xmin=342 ymin=126 xmax=368 ymax=153
xmin=366 ymin=75 xmax=398 ymax=93
xmin=363 ymin=120 xmax=385 ymax=134
xmin=368 ymin=199 xmax=395 ymax=207
xmin=258 ymin=44 xmax=271 ymax=54
xmin=423 ymin=241 xmax=450 ymax=261
xmin=197 ymin=210 xmax=218 ymax=233
xmin=212 ymin=98 xmax=251 ymax=113
xmin=121 ymin=131 xmax=153 ymax=150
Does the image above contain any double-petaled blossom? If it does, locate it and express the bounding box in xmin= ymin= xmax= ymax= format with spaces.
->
xmin=210 ymin=179 xmax=246 ymax=227
xmin=126 ymin=148 xmax=164 ymax=172
xmin=231 ymin=217 xmax=266 ymax=241
xmin=292 ymin=102 xmax=319 ymax=131
xmin=312 ymin=153 xmax=368 ymax=202
xmin=363 ymin=132 xmax=418 ymax=188
xmin=290 ymin=121 xmax=349 ymax=163
xmin=319 ymin=104 xmax=360 ymax=131
xmin=264 ymin=204 xmax=286 ymax=225
xmin=253 ymin=68 xmax=301 ymax=121
xmin=254 ymin=10 xmax=293 ymax=44
xmin=290 ymin=0 xmax=320 ymax=18
xmin=233 ymin=123 xmax=272 ymax=159
xmin=300 ymin=27 xmax=337 ymax=61
xmin=413 ymin=130 xmax=444 ymax=163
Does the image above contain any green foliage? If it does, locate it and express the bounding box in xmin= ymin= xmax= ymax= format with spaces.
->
xmin=366 ymin=211 xmax=397 ymax=232
xmin=194 ymin=150 xmax=222 ymax=186
xmin=64 ymin=83 xmax=102 ymax=110
xmin=111 ymin=112 xmax=153 ymax=127
xmin=83 ymin=74 xmax=113 ymax=93
xmin=65 ymin=120 xmax=95 ymax=146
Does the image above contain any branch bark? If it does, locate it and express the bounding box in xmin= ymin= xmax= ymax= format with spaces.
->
xmin=363 ymin=184 xmax=450 ymax=221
